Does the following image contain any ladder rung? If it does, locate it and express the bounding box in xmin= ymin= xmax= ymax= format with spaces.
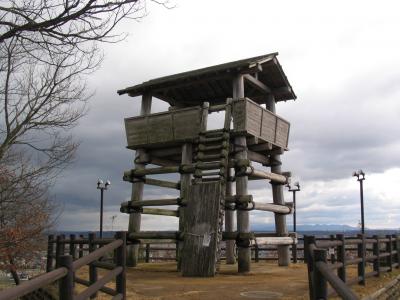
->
xmin=194 ymin=171 xmax=224 ymax=177
xmin=199 ymin=136 xmax=224 ymax=143
xmin=196 ymin=161 xmax=224 ymax=170
xmin=198 ymin=144 xmax=227 ymax=152
xmin=195 ymin=153 xmax=225 ymax=161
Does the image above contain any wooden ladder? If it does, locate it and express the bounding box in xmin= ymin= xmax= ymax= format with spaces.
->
xmin=192 ymin=99 xmax=233 ymax=271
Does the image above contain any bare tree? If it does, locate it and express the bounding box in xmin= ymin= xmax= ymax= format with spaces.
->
xmin=0 ymin=0 xmax=170 ymax=175
xmin=0 ymin=0 xmax=170 ymax=282
xmin=0 ymin=163 xmax=55 ymax=285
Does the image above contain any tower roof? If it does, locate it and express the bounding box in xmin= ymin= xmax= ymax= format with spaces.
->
xmin=118 ymin=52 xmax=296 ymax=106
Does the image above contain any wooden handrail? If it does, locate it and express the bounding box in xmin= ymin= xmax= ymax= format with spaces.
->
xmin=0 ymin=268 xmax=67 ymax=300
xmin=315 ymin=260 xmax=358 ymax=300
xmin=0 ymin=231 xmax=126 ymax=300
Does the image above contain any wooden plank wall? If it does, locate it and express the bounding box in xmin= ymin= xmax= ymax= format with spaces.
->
xmin=232 ymin=98 xmax=290 ymax=149
xmin=181 ymin=182 xmax=223 ymax=277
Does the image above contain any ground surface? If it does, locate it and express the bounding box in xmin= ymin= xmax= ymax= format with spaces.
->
xmin=74 ymin=262 xmax=400 ymax=299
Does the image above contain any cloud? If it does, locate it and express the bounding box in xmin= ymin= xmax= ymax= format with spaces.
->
xmin=53 ymin=0 xmax=400 ymax=230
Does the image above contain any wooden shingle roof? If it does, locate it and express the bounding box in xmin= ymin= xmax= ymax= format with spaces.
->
xmin=117 ymin=52 xmax=296 ymax=106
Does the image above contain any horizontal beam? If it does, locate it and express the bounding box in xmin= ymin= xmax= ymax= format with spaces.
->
xmin=243 ymin=74 xmax=271 ymax=94
xmin=128 ymin=231 xmax=181 ymax=240
xmin=256 ymin=237 xmax=297 ymax=246
xmin=244 ymin=167 xmax=289 ymax=184
xmin=143 ymin=178 xmax=180 ymax=189
xmin=253 ymin=202 xmax=292 ymax=214
xmin=142 ymin=208 xmax=179 ymax=217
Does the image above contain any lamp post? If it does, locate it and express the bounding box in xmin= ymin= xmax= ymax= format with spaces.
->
xmin=353 ymin=170 xmax=365 ymax=234
xmin=97 ymin=179 xmax=110 ymax=238
xmin=287 ymin=181 xmax=300 ymax=233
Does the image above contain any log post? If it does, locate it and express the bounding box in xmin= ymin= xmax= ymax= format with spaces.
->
xmin=69 ymin=234 xmax=76 ymax=260
xmin=225 ymin=168 xmax=236 ymax=264
xmin=357 ymin=233 xmax=366 ymax=285
xmin=47 ymin=235 xmax=54 ymax=272
xmin=224 ymin=98 xmax=235 ymax=264
xmin=55 ymin=234 xmax=65 ymax=269
xmin=386 ymin=235 xmax=393 ymax=271
xmin=395 ymin=234 xmax=400 ymax=268
xmin=79 ymin=234 xmax=84 ymax=258
xmin=233 ymin=74 xmax=251 ymax=273
xmin=58 ymin=255 xmax=74 ymax=300
xmin=178 ymin=142 xmax=192 ymax=270
xmin=89 ymin=232 xmax=97 ymax=299
xmin=336 ymin=234 xmax=346 ymax=282
xmin=313 ymin=249 xmax=328 ymax=300
xmin=115 ymin=231 xmax=126 ymax=300
xmin=265 ymin=95 xmax=290 ymax=266
xmin=127 ymin=92 xmax=152 ymax=267
xmin=373 ymin=235 xmax=380 ymax=277
xmin=304 ymin=235 xmax=316 ymax=299
xmin=145 ymin=243 xmax=150 ymax=263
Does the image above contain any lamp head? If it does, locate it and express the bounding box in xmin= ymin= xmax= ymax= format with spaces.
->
xmin=97 ymin=179 xmax=103 ymax=188
xmin=105 ymin=180 xmax=111 ymax=187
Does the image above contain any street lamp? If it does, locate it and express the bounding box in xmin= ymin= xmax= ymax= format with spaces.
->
xmin=353 ymin=170 xmax=365 ymax=234
xmin=97 ymin=179 xmax=111 ymax=238
xmin=287 ymin=181 xmax=300 ymax=233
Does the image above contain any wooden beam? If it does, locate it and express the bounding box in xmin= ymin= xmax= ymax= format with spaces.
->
xmin=127 ymin=92 xmax=152 ymax=267
xmin=243 ymin=74 xmax=271 ymax=94
xmin=141 ymin=208 xmax=178 ymax=217
xmin=256 ymin=237 xmax=297 ymax=246
xmin=233 ymin=74 xmax=251 ymax=273
xmin=247 ymin=150 xmax=270 ymax=165
xmin=253 ymin=202 xmax=292 ymax=214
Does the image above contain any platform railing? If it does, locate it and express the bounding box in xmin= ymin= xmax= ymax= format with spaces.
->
xmin=305 ymin=234 xmax=400 ymax=300
xmin=0 ymin=232 xmax=126 ymax=300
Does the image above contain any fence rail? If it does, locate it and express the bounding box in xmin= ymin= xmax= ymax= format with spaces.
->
xmin=0 ymin=232 xmax=126 ymax=300
xmin=305 ymin=234 xmax=400 ymax=300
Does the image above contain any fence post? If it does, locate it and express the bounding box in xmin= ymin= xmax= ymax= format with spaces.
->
xmin=115 ymin=231 xmax=126 ymax=300
xmin=145 ymin=243 xmax=150 ymax=263
xmin=89 ymin=232 xmax=98 ymax=299
xmin=47 ymin=235 xmax=54 ymax=272
xmin=386 ymin=235 xmax=393 ymax=272
xmin=70 ymin=234 xmax=76 ymax=260
xmin=357 ymin=233 xmax=365 ymax=285
xmin=304 ymin=235 xmax=316 ymax=300
xmin=329 ymin=235 xmax=336 ymax=263
xmin=59 ymin=255 xmax=74 ymax=300
xmin=79 ymin=234 xmax=84 ymax=258
xmin=55 ymin=235 xmax=65 ymax=269
xmin=395 ymin=234 xmax=400 ymax=268
xmin=373 ymin=235 xmax=380 ymax=277
xmin=313 ymin=249 xmax=328 ymax=300
xmin=336 ymin=234 xmax=346 ymax=283
xmin=255 ymin=244 xmax=259 ymax=263
xmin=175 ymin=240 xmax=179 ymax=262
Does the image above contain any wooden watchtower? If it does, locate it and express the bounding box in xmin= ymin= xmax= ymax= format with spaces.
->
xmin=118 ymin=53 xmax=297 ymax=276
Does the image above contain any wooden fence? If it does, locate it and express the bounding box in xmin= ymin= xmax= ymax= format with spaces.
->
xmin=305 ymin=234 xmax=400 ymax=300
xmin=0 ymin=232 xmax=126 ymax=300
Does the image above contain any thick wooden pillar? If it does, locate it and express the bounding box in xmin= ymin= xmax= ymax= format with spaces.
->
xmin=233 ymin=74 xmax=251 ymax=272
xmin=127 ymin=92 xmax=152 ymax=267
xmin=265 ymin=95 xmax=290 ymax=266
xmin=178 ymin=142 xmax=192 ymax=270
xmin=225 ymin=168 xmax=236 ymax=264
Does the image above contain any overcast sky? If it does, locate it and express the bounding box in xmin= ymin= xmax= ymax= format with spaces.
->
xmin=55 ymin=0 xmax=400 ymax=231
